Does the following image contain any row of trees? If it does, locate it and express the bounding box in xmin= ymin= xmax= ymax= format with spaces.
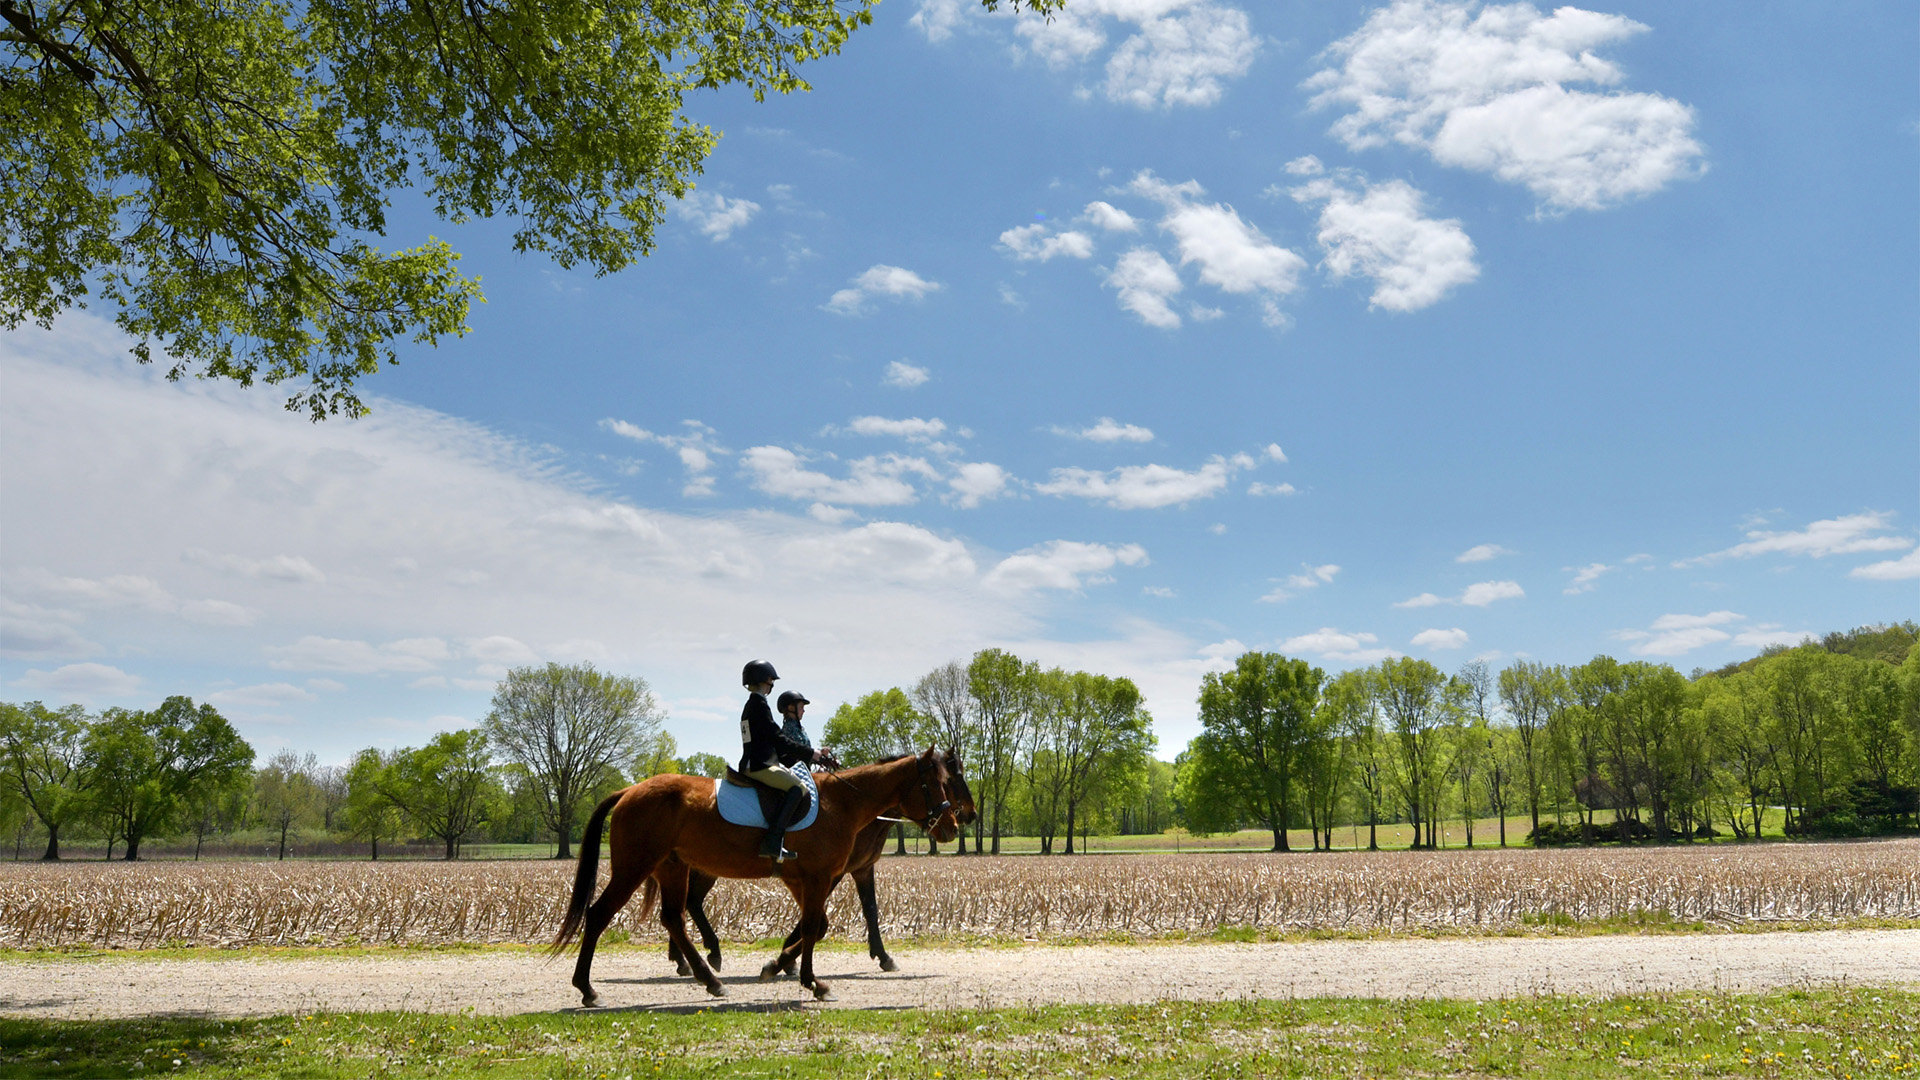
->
xmin=1 ymin=663 xmax=681 ymax=860
xmin=1177 ymin=625 xmax=1920 ymax=850
xmin=822 ymin=650 xmax=1163 ymax=854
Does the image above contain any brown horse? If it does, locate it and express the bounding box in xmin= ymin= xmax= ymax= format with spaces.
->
xmin=667 ymin=750 xmax=978 ymax=978
xmin=554 ymin=746 xmax=958 ymax=1003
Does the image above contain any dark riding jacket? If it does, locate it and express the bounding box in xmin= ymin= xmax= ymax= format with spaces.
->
xmin=739 ymin=692 xmax=813 ymax=773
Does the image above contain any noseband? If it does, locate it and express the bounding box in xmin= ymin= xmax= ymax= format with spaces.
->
xmin=915 ymin=754 xmax=953 ymax=833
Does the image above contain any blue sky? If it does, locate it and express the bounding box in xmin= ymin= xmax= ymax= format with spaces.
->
xmin=2 ymin=0 xmax=1914 ymax=764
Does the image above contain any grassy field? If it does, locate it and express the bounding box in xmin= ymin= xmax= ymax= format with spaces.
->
xmin=0 ymin=989 xmax=1913 ymax=1078
xmin=4 ymin=839 xmax=1914 ymax=949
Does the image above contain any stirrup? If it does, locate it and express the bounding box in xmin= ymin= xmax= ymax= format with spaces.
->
xmin=772 ymin=846 xmax=797 ymax=863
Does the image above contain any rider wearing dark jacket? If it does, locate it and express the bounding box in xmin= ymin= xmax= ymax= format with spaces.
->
xmin=736 ymin=660 xmax=830 ymax=863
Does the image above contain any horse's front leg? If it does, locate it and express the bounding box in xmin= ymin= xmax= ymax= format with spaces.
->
xmin=853 ymin=865 xmax=897 ymax=972
xmin=796 ymin=876 xmax=834 ymax=1001
xmin=687 ymin=870 xmax=723 ymax=971
xmin=770 ymin=872 xmax=844 ymax=977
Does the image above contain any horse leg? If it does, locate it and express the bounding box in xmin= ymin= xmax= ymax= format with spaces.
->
xmin=796 ymin=879 xmax=834 ymax=1002
xmin=572 ymin=858 xmax=647 ymax=1008
xmin=686 ymin=870 xmax=723 ymax=971
xmin=656 ymin=863 xmax=725 ymax=997
xmin=854 ymin=865 xmax=897 ymax=972
xmin=768 ymin=872 xmax=839 ymax=979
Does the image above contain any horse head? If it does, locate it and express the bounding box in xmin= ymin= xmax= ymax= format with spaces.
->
xmin=912 ymin=745 xmax=960 ymax=843
xmin=942 ymin=745 xmax=978 ymax=829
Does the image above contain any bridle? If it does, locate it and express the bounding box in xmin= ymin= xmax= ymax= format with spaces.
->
xmin=827 ymin=752 xmax=952 ymax=833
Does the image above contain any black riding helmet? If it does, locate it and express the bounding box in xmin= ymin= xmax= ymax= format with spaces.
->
xmin=741 ymin=659 xmax=779 ymax=687
xmin=775 ymin=690 xmax=810 ymax=713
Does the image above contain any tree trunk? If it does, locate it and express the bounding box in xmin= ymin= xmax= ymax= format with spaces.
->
xmin=1367 ymin=812 xmax=1377 ymax=852
xmin=444 ymin=834 xmax=457 ymax=860
xmin=277 ymin=823 xmax=290 ymax=860
xmin=371 ymin=836 xmax=380 ymax=861
xmin=42 ymin=825 xmax=60 ymax=861
xmin=894 ymin=822 xmax=907 ymax=855
xmin=1063 ymin=802 xmax=1076 ymax=854
xmin=555 ymin=801 xmax=575 ymax=860
xmin=124 ymin=834 xmax=143 ymax=861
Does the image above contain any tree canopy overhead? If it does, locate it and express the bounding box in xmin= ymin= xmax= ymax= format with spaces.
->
xmin=1 ymin=0 xmax=1060 ymax=418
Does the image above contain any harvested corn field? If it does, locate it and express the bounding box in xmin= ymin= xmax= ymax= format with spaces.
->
xmin=2 ymin=839 xmax=1915 ymax=950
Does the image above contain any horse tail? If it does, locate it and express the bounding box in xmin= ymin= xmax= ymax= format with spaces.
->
xmin=637 ymin=875 xmax=660 ymax=923
xmin=552 ymin=790 xmax=622 ymax=953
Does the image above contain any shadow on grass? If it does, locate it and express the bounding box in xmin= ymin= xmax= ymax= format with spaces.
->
xmin=0 ymin=1016 xmax=256 ymax=1078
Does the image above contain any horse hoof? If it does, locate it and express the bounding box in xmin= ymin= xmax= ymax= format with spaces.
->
xmin=707 ymin=983 xmax=727 ymax=998
xmin=879 ymin=956 xmax=899 ymax=973
xmin=707 ymin=953 xmax=724 ymax=971
xmin=676 ymin=962 xmax=692 ymax=977
xmin=812 ymin=983 xmax=833 ymax=1002
xmin=580 ymin=992 xmax=598 ymax=1008
xmin=758 ymin=961 xmax=782 ymax=983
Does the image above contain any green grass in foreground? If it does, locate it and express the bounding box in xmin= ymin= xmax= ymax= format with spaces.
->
xmin=1 ymin=990 xmax=1914 ymax=1079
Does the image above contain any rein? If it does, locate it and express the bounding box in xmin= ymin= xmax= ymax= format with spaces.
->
xmin=820 ymin=755 xmax=950 ymax=833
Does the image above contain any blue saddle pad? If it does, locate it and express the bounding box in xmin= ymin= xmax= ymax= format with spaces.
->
xmin=715 ymin=766 xmax=820 ymax=832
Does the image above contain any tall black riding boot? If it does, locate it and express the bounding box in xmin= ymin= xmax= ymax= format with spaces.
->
xmin=759 ymin=787 xmax=805 ymax=862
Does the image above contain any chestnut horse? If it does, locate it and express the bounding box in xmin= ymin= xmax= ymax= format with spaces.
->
xmin=554 ymin=746 xmax=957 ymax=1003
xmin=666 ymin=750 xmax=978 ymax=979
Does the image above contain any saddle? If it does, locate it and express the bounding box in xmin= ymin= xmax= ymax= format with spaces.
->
xmin=722 ymin=767 xmax=815 ymax=827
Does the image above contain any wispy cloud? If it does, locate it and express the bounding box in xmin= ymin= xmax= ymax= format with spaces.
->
xmin=883 ymin=360 xmax=931 ymax=388
xmin=1457 ymin=544 xmax=1512 ymax=563
xmin=1395 ymin=580 xmax=1525 ymax=608
xmin=824 ymin=264 xmax=943 ymax=316
xmin=1678 ymin=511 xmax=1913 ymax=567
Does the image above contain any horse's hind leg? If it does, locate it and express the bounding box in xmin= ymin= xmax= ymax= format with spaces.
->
xmin=854 ymin=866 xmax=897 ymax=972
xmin=686 ymin=870 xmax=723 ymax=971
xmin=573 ymin=857 xmax=649 ymax=1008
xmin=795 ymin=878 xmax=834 ymax=1002
xmin=656 ymin=863 xmax=724 ymax=997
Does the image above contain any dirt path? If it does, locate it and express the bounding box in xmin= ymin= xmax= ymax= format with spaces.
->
xmin=4 ymin=931 xmax=1913 ymax=1019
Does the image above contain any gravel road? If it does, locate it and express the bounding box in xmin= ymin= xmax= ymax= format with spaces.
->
xmin=4 ymin=930 xmax=1914 ymax=1018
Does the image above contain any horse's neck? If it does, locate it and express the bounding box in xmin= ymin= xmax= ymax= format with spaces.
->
xmin=831 ymin=756 xmax=918 ymax=821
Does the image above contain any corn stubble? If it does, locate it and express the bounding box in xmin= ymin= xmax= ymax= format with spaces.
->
xmin=1 ymin=842 xmax=1913 ymax=949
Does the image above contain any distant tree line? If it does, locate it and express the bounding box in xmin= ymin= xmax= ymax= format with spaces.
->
xmin=823 ymin=649 xmax=1165 ymax=855
xmin=1176 ymin=623 xmax=1919 ymax=849
xmin=0 ymin=663 xmax=684 ymax=860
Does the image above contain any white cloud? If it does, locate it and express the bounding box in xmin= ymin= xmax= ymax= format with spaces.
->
xmin=1246 ymin=481 xmax=1296 ymax=497
xmin=946 ymin=462 xmax=1011 ymax=509
xmin=999 ymin=223 xmax=1097 ymax=262
xmin=601 ymin=418 xmax=727 ymax=498
xmin=1851 ymin=548 xmax=1920 ymax=581
xmin=1037 ymin=459 xmax=1235 ymax=510
xmin=1612 ymin=610 xmax=1770 ymax=657
xmin=1457 ymin=544 xmax=1512 ymax=563
xmin=14 ymin=662 xmax=144 ymax=699
xmin=1083 ymin=201 xmax=1140 ymax=232
xmin=671 ymin=191 xmax=761 ymax=241
xmin=781 ymin=522 xmax=977 ymax=583
xmin=845 ymin=416 xmax=949 ymax=443
xmin=1133 ymin=171 xmax=1307 ymax=303
xmin=266 ymin=636 xmax=451 ymax=674
xmin=1563 ymin=562 xmax=1610 ymax=594
xmin=824 ymin=264 xmax=943 ymax=316
xmin=1279 ymin=627 xmax=1396 ymax=664
xmin=1260 ymin=563 xmax=1339 ymax=603
xmin=1731 ymin=626 xmax=1815 ymax=650
xmin=1057 ymin=417 xmax=1155 ymax=443
xmin=740 ymin=446 xmax=936 ymax=507
xmin=883 ymin=360 xmax=931 ymax=388
xmin=1105 ymin=247 xmax=1185 ymax=328
xmin=984 ymin=540 xmax=1148 ymax=592
xmin=1100 ymin=1 xmax=1260 ymax=108
xmin=1461 ymin=580 xmax=1525 ymax=606
xmin=1411 ymin=627 xmax=1470 ymax=649
xmin=1394 ymin=580 xmax=1525 ymax=608
xmin=907 ymin=0 xmax=969 ymax=41
xmin=1290 ymin=171 xmax=1478 ymax=311
xmin=208 ymin=681 xmax=317 ymax=707
xmin=1263 ymin=443 xmax=1287 ymax=463
xmin=1143 ymin=585 xmax=1176 ymax=598
xmin=1681 ymin=511 xmax=1915 ymax=566
xmin=184 ymin=549 xmax=325 ymax=584
xmin=1306 ymin=0 xmax=1706 ymax=212
xmin=182 ymin=599 xmax=258 ymax=626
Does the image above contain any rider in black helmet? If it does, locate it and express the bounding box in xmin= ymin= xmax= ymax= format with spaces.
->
xmin=737 ymin=660 xmax=833 ymax=862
